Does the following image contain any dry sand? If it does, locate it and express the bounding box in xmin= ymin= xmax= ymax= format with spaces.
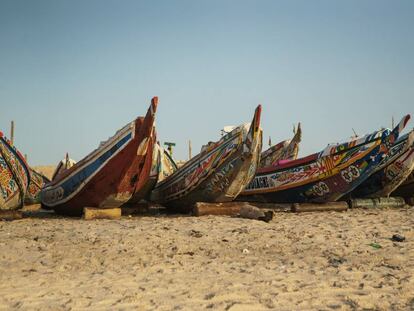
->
xmin=1 ymin=207 xmax=413 ymax=310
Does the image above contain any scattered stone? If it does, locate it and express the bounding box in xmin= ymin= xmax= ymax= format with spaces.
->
xmin=189 ymin=230 xmax=203 ymax=238
xmin=242 ymin=249 xmax=250 ymax=254
xmin=391 ymin=234 xmax=405 ymax=242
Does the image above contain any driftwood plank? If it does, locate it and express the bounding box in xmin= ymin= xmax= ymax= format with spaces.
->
xmin=193 ymin=202 xmax=243 ymax=217
xmin=291 ymin=202 xmax=348 ymax=213
xmin=83 ymin=207 xmax=121 ymax=220
xmin=349 ymin=197 xmax=406 ymax=209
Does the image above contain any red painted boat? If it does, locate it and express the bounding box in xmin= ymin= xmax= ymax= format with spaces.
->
xmin=41 ymin=97 xmax=159 ymax=215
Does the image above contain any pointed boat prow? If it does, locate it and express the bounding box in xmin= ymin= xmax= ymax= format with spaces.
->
xmin=387 ymin=114 xmax=411 ymax=146
xmin=146 ymin=96 xmax=158 ymax=119
xmin=247 ymin=104 xmax=262 ymax=143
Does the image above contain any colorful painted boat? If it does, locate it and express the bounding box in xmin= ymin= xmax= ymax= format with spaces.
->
xmin=151 ymin=105 xmax=263 ymax=210
xmin=350 ymin=130 xmax=414 ymax=198
xmin=51 ymin=153 xmax=76 ymax=180
xmin=0 ymin=133 xmax=30 ymax=210
xmin=392 ymin=171 xmax=414 ymax=198
xmin=41 ymin=97 xmax=159 ymax=215
xmin=25 ymin=169 xmax=50 ymax=205
xmin=260 ymin=123 xmax=301 ymax=168
xmin=239 ymin=115 xmax=410 ymax=203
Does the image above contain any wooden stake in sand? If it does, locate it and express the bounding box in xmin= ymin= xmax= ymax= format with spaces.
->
xmin=10 ymin=120 xmax=14 ymax=145
xmin=291 ymin=202 xmax=348 ymax=213
xmin=349 ymin=197 xmax=406 ymax=209
xmin=0 ymin=210 xmax=23 ymax=221
xmin=83 ymin=207 xmax=121 ymax=220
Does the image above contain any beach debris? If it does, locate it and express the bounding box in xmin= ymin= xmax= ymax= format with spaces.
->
xmin=0 ymin=210 xmax=23 ymax=221
xmin=83 ymin=207 xmax=121 ymax=220
xmin=193 ymin=202 xmax=273 ymax=221
xmin=328 ymin=257 xmax=347 ymax=268
xmin=242 ymin=249 xmax=250 ymax=254
xmin=391 ymin=234 xmax=406 ymax=242
xmin=239 ymin=205 xmax=273 ymax=222
xmin=349 ymin=197 xmax=406 ymax=209
xmin=291 ymin=202 xmax=348 ymax=213
xmin=369 ymin=243 xmax=382 ymax=249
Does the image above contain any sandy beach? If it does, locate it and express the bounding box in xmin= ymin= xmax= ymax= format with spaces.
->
xmin=1 ymin=206 xmax=413 ymax=310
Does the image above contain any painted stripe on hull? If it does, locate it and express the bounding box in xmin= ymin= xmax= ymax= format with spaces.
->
xmin=42 ymin=131 xmax=133 ymax=207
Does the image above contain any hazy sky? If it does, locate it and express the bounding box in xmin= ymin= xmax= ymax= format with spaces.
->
xmin=1 ymin=0 xmax=413 ymax=165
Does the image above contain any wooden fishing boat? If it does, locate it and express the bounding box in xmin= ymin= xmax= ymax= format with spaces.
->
xmin=392 ymin=171 xmax=414 ymax=198
xmin=151 ymin=105 xmax=263 ymax=210
xmin=51 ymin=153 xmax=76 ymax=180
xmin=0 ymin=133 xmax=30 ymax=210
xmin=41 ymin=97 xmax=159 ymax=215
xmin=350 ymin=130 xmax=414 ymax=198
xmin=25 ymin=169 xmax=50 ymax=205
xmin=125 ymin=142 xmax=178 ymax=205
xmin=260 ymin=123 xmax=301 ymax=168
xmin=239 ymin=115 xmax=410 ymax=203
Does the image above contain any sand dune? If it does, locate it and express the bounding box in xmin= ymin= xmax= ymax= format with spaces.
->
xmin=32 ymin=165 xmax=55 ymax=180
xmin=0 ymin=207 xmax=413 ymax=310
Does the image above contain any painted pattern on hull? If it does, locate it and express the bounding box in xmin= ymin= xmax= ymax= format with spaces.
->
xmin=240 ymin=115 xmax=410 ymax=203
xmin=0 ymin=133 xmax=30 ymax=210
xmin=151 ymin=105 xmax=262 ymax=210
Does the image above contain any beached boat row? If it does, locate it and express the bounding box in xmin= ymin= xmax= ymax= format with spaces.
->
xmin=1 ymin=97 xmax=413 ymax=215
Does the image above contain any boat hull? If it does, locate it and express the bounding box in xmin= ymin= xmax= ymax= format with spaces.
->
xmin=25 ymin=169 xmax=49 ymax=205
xmin=392 ymin=172 xmax=414 ymax=198
xmin=0 ymin=134 xmax=30 ymax=210
xmin=151 ymin=106 xmax=262 ymax=211
xmin=41 ymin=98 xmax=158 ymax=216
xmin=351 ymin=131 xmax=414 ymax=198
xmin=239 ymin=115 xmax=411 ymax=203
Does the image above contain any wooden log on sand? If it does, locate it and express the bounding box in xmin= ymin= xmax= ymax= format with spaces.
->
xmin=0 ymin=210 xmax=23 ymax=221
xmin=193 ymin=202 xmax=274 ymax=222
xmin=83 ymin=207 xmax=121 ymax=220
xmin=291 ymin=202 xmax=348 ymax=213
xmin=193 ymin=202 xmax=244 ymax=217
xmin=349 ymin=197 xmax=406 ymax=209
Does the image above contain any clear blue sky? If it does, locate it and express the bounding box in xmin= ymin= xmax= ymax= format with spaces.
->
xmin=1 ymin=0 xmax=413 ymax=165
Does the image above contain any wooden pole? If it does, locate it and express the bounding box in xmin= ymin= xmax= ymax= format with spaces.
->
xmin=10 ymin=121 xmax=14 ymax=145
xmin=188 ymin=140 xmax=192 ymax=160
xmin=291 ymin=202 xmax=348 ymax=213
xmin=349 ymin=197 xmax=406 ymax=209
